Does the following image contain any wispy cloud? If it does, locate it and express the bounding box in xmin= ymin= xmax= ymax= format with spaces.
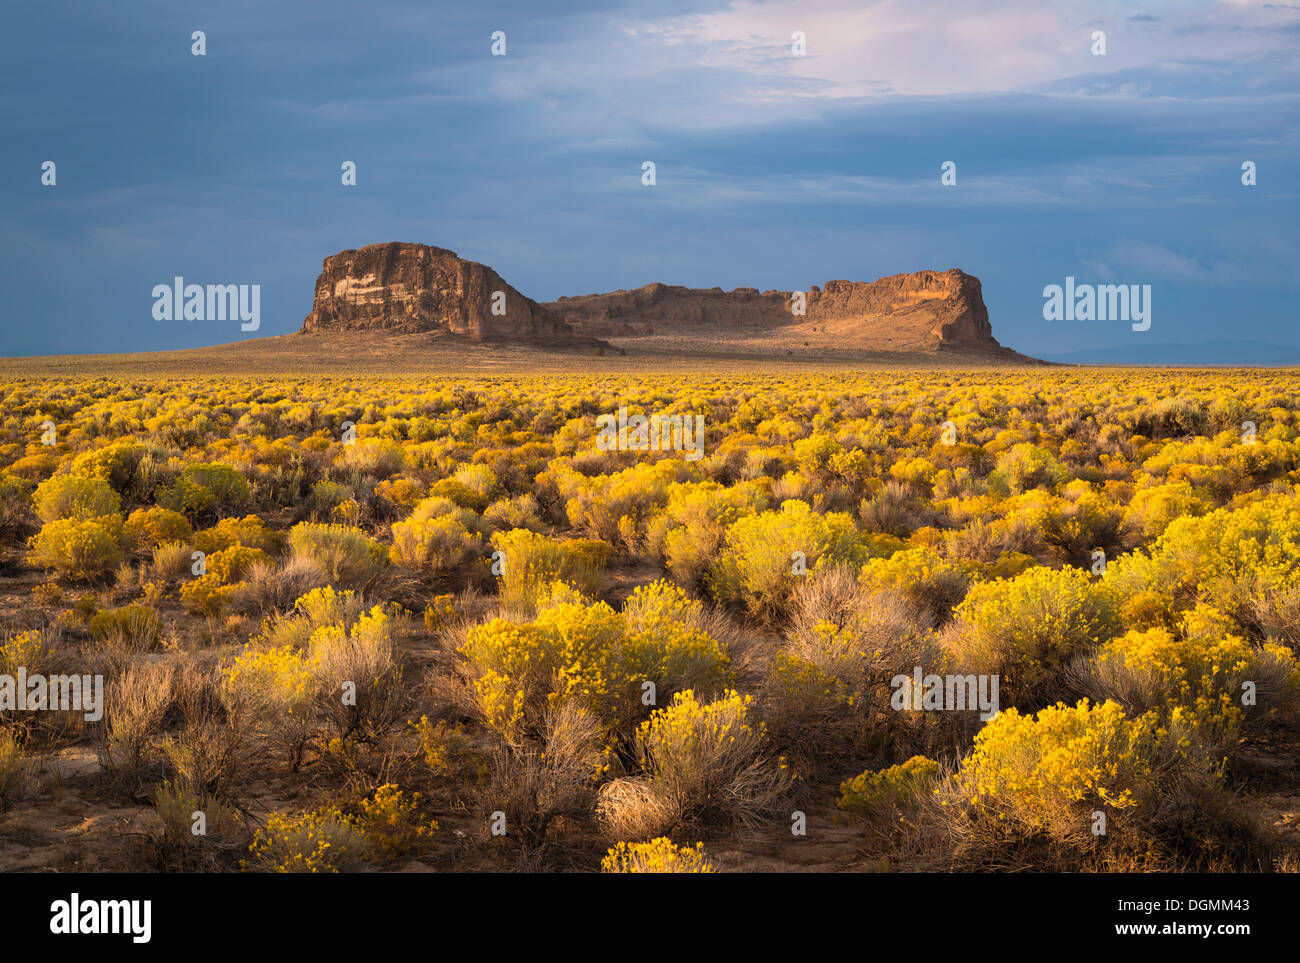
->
xmin=517 ymin=0 xmax=1300 ymax=110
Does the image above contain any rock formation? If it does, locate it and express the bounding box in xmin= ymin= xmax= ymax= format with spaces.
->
xmin=300 ymin=242 xmax=583 ymax=344
xmin=546 ymin=269 xmax=1014 ymax=355
xmin=300 ymin=245 xmax=1031 ymax=360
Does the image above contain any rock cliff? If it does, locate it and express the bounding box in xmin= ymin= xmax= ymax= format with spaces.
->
xmin=300 ymin=242 xmax=582 ymax=344
xmin=300 ymin=246 xmax=1030 ymax=360
xmin=546 ymin=269 xmax=1009 ymax=353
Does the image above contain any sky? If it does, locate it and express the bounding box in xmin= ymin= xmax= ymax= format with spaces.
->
xmin=1 ymin=0 xmax=1297 ymax=360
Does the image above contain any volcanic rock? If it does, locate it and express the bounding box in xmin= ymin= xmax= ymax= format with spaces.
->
xmin=547 ymin=269 xmax=1015 ymax=355
xmin=300 ymin=242 xmax=584 ymax=344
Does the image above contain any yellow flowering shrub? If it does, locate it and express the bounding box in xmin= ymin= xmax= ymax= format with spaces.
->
xmin=32 ymin=474 xmax=121 ymax=523
xmin=309 ymin=480 xmax=353 ymax=517
xmin=293 ymin=585 xmax=366 ymax=628
xmin=257 ymin=585 xmax=368 ymax=650
xmin=481 ymin=492 xmax=546 ymax=533
xmin=601 ymin=838 xmax=716 ymax=873
xmin=991 ymin=443 xmax=1068 ymax=494
xmin=375 ymin=476 xmax=425 ymax=510
xmin=462 ymin=597 xmax=625 ymax=741
xmin=411 ymin=716 xmax=486 ymax=783
xmin=859 ymin=547 xmax=974 ymax=624
xmin=390 ymin=512 xmax=481 ymax=575
xmin=68 ymin=441 xmax=153 ymax=494
xmin=767 ymin=646 xmax=852 ymax=724
xmin=889 ymin=455 xmax=938 ymax=490
xmin=707 ymin=500 xmax=870 ymax=620
xmin=178 ymin=546 xmax=267 ymax=616
xmin=355 ymin=784 xmax=436 ymax=860
xmin=123 ymin=506 xmax=193 ymax=554
xmin=194 ymin=514 xmax=281 ymax=555
xmin=27 ymin=514 xmax=125 ymax=580
xmin=1123 ymin=481 xmax=1211 ymax=540
xmin=306 ymin=606 xmax=401 ymax=739
xmin=547 ymin=459 xmax=691 ymax=545
xmin=1105 ymin=493 xmax=1300 ymax=633
xmin=462 ymin=584 xmax=729 ymax=742
xmin=167 ymin=462 xmax=251 ymax=518
xmin=956 ymin=699 xmax=1193 ymax=843
xmin=489 ymin=528 xmax=610 ymax=613
xmin=179 ymin=573 xmax=236 ymax=616
xmin=452 ymin=463 xmax=497 ymax=501
xmin=649 ymin=480 xmax=770 ymax=588
xmin=339 ymin=437 xmax=405 ymax=479
xmin=207 ymin=545 xmax=271 ymax=583
xmin=631 ymin=689 xmax=781 ymax=824
xmin=4 ymin=453 xmax=57 ymax=482
xmin=224 ymin=643 xmax=316 ymax=766
xmin=287 ymin=522 xmax=389 ymax=586
xmin=422 ymin=594 xmax=456 ymax=632
xmin=226 ymin=596 xmax=402 ymax=757
xmin=0 ymin=628 xmax=60 ymax=676
xmin=620 ymin=581 xmax=731 ymax=697
xmin=244 ymin=808 xmax=367 ymax=873
xmin=837 ymin=755 xmax=940 ymax=819
xmin=427 ymin=476 xmax=488 ymax=512
xmin=1089 ymin=610 xmax=1298 ymax=739
xmin=948 ymin=565 xmax=1120 ymax=704
xmin=400 ymin=494 xmax=480 ymax=533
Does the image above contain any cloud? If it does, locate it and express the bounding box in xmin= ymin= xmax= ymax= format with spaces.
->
xmin=1080 ymin=239 xmax=1247 ymax=283
xmin=587 ymin=0 xmax=1300 ymax=104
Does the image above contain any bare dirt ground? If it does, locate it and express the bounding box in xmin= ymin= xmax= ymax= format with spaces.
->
xmin=0 ymin=330 xmax=1049 ymax=379
xmin=1235 ymin=726 xmax=1300 ymax=867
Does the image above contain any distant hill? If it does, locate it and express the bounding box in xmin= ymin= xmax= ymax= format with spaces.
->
xmin=1038 ymin=339 xmax=1300 ymax=366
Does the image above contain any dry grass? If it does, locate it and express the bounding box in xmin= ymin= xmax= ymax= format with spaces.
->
xmin=97 ymin=660 xmax=175 ymax=790
xmin=478 ymin=702 xmax=604 ymax=849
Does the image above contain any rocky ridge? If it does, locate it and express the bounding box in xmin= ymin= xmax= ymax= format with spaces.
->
xmin=544 ymin=269 xmax=1006 ymax=353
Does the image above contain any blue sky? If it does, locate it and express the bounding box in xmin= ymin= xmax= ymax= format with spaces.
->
xmin=1 ymin=0 xmax=1297 ymax=359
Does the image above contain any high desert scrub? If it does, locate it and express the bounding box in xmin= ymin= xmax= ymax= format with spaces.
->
xmin=596 ymin=689 xmax=788 ymax=840
xmin=837 ymin=755 xmax=941 ymax=842
xmin=1 ymin=369 xmax=1298 ymax=873
xmin=460 ymin=580 xmax=729 ymax=743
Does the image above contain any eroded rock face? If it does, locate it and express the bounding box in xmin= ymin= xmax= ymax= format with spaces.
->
xmin=547 ymin=269 xmax=1003 ymax=352
xmin=810 ymin=270 xmax=994 ymax=345
xmin=300 ymin=248 xmax=1021 ymax=358
xmin=548 ymin=283 xmax=789 ymax=335
xmin=300 ymin=242 xmax=579 ymax=343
